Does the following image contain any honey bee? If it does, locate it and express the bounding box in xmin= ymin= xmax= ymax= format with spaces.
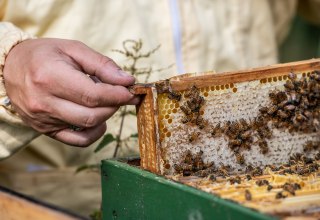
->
xmin=316 ymin=152 xmax=320 ymax=160
xmin=277 ymin=109 xmax=290 ymax=119
xmin=245 ymin=165 xmax=254 ymax=173
xmin=284 ymin=104 xmax=296 ymax=111
xmin=268 ymin=165 xmax=280 ymax=172
xmin=239 ymin=118 xmax=251 ymax=130
xmin=222 ymin=121 xmax=232 ymax=132
xmin=285 ymin=166 xmax=296 ymax=173
xmin=184 ymin=150 xmax=193 ymax=164
xmin=257 ymin=139 xmax=269 ymax=154
xmin=297 ymin=167 xmax=310 ymax=176
xmin=188 ymin=132 xmax=200 ymax=143
xmin=255 ymin=179 xmax=269 ymax=186
xmin=241 ymin=142 xmax=252 ymax=151
xmin=259 ymin=106 xmax=268 ymax=114
xmin=282 ymin=183 xmax=296 ymax=196
xmin=276 ymin=91 xmax=287 ymax=103
xmin=288 ymin=72 xmax=297 ymax=80
xmin=229 ymin=120 xmax=243 ymax=134
xmin=267 ymin=185 xmax=273 ymax=191
xmin=240 ymin=130 xmax=252 ymax=140
xmin=244 ymin=190 xmax=252 ymax=201
xmin=193 ymin=151 xmax=204 ymax=170
xmin=194 ymin=170 xmax=208 ymax=177
xmin=313 ymin=119 xmax=320 ymax=131
xmin=303 ymin=141 xmax=314 ymax=152
xmin=258 ymin=126 xmax=272 ymax=139
xmin=293 ymin=183 xmax=301 ymax=190
xmin=301 ymin=96 xmax=310 ymax=106
xmin=186 ymin=100 xmax=197 ymax=111
xmin=275 ymin=191 xmax=287 ymax=199
xmin=294 ymin=112 xmax=307 ymax=122
xmin=251 ymin=116 xmax=265 ymax=129
xmin=288 ymin=91 xmax=301 ymax=104
xmin=211 ymin=123 xmax=222 ymax=137
xmin=267 ymin=105 xmax=278 ymax=115
xmin=196 ymin=115 xmax=206 ymax=129
xmin=229 ymin=176 xmax=241 ymax=184
xmin=251 ymin=167 xmax=263 ymax=176
xmin=308 ymin=163 xmax=319 ymax=172
xmin=235 ymin=153 xmax=245 ymax=165
xmin=246 ymin=174 xmax=252 ymax=180
xmin=209 ymin=174 xmax=216 ymax=181
xmin=167 ymin=91 xmax=181 ymax=101
xmin=181 ymin=115 xmax=192 ymax=124
xmin=194 ymin=95 xmax=205 ymax=106
xmin=284 ymin=80 xmax=295 ymax=90
xmin=156 ymin=79 xmax=171 ymax=93
xmin=183 ymin=169 xmax=192 ymax=176
xmin=173 ymin=164 xmax=182 ymax=172
xmin=185 ymin=85 xmax=199 ymax=98
xmin=180 ymin=105 xmax=192 ymax=115
xmin=217 ymin=164 xmax=230 ymax=177
xmin=310 ymin=71 xmax=319 ymax=80
xmin=269 ymin=91 xmax=278 ymax=102
xmin=229 ymin=139 xmax=242 ymax=147
xmin=205 ymin=161 xmax=215 ymax=169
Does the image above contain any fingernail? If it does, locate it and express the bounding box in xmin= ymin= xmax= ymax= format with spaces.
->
xmin=118 ymin=70 xmax=133 ymax=78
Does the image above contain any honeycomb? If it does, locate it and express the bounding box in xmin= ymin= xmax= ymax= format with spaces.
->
xmin=155 ymin=71 xmax=319 ymax=175
xmin=168 ymin=158 xmax=320 ymax=219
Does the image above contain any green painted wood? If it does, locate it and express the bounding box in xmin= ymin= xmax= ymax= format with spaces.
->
xmin=101 ymin=159 xmax=276 ymax=220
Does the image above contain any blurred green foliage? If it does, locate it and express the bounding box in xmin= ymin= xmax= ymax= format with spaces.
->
xmin=279 ymin=16 xmax=320 ymax=62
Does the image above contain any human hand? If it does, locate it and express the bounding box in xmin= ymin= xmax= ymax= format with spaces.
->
xmin=3 ymin=38 xmax=139 ymax=147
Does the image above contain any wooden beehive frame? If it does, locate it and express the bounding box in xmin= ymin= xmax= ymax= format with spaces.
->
xmin=131 ymin=59 xmax=320 ymax=174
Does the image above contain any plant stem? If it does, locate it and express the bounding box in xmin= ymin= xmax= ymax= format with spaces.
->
xmin=113 ymin=106 xmax=127 ymax=157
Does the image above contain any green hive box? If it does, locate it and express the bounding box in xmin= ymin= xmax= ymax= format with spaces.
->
xmin=101 ymin=159 xmax=276 ymax=220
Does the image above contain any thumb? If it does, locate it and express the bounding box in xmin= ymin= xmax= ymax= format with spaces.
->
xmin=61 ymin=40 xmax=135 ymax=86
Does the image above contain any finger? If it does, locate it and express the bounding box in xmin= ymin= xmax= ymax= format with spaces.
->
xmin=48 ymin=123 xmax=107 ymax=147
xmin=51 ymin=98 xmax=119 ymax=128
xmin=46 ymin=64 xmax=140 ymax=107
xmin=11 ymin=103 xmax=68 ymax=132
xmin=61 ymin=40 xmax=135 ymax=86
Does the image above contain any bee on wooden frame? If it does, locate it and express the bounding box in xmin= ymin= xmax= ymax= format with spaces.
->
xmin=167 ymin=91 xmax=181 ymax=101
xmin=244 ymin=190 xmax=252 ymax=201
xmin=184 ymin=85 xmax=200 ymax=98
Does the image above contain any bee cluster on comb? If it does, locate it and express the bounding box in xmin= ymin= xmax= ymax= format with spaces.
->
xmin=165 ymin=71 xmax=320 ymax=176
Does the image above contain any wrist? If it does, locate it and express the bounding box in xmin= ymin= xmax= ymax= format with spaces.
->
xmin=0 ymin=22 xmax=34 ymax=126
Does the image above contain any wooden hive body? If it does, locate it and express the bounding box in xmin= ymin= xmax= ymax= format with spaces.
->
xmin=132 ymin=59 xmax=320 ymax=175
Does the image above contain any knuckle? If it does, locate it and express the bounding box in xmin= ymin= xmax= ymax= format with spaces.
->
xmin=81 ymin=90 xmax=99 ymax=107
xmin=99 ymin=56 xmax=118 ymax=70
xmin=83 ymin=112 xmax=98 ymax=128
xmin=27 ymin=99 xmax=45 ymax=113
xmin=31 ymin=66 xmax=49 ymax=86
